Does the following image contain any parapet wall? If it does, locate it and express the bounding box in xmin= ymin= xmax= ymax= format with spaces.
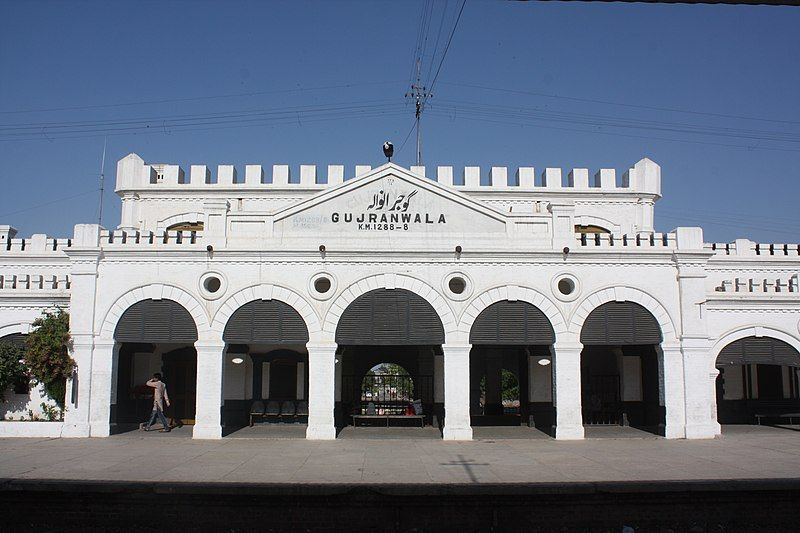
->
xmin=115 ymin=154 xmax=662 ymax=196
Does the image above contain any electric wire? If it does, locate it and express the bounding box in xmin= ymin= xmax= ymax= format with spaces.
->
xmin=0 ymin=188 xmax=100 ymax=219
xmin=424 ymin=109 xmax=800 ymax=153
xmin=0 ymin=81 xmax=404 ymax=115
xmin=428 ymin=0 xmax=467 ymax=94
xmin=439 ymin=81 xmax=800 ymax=126
xmin=429 ymin=100 xmax=799 ymax=144
xmin=0 ymin=100 xmax=402 ymax=131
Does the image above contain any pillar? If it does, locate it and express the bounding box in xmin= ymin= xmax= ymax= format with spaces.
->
xmin=306 ymin=343 xmax=336 ymax=440
xmin=62 ymin=335 xmax=93 ymax=437
xmin=673 ymin=228 xmax=719 ymax=439
xmin=682 ymin=340 xmax=720 ymax=438
xmin=552 ymin=341 xmax=584 ymax=440
xmin=62 ymin=224 xmax=102 ymax=438
xmin=193 ymin=341 xmax=225 ymax=439
xmin=88 ymin=340 xmax=117 ymax=437
xmin=443 ymin=343 xmax=472 ymax=440
xmin=660 ymin=345 xmax=687 ymax=438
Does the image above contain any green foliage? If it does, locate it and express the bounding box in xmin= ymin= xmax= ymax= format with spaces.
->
xmin=24 ymin=309 xmax=74 ymax=409
xmin=39 ymin=402 xmax=63 ymax=421
xmin=0 ymin=342 xmax=26 ymax=400
xmin=501 ymin=369 xmax=519 ymax=402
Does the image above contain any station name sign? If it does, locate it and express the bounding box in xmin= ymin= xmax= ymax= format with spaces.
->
xmin=331 ymin=187 xmax=446 ymax=231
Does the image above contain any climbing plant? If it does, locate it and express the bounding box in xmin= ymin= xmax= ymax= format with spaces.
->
xmin=24 ymin=309 xmax=74 ymax=409
xmin=0 ymin=342 xmax=26 ymax=400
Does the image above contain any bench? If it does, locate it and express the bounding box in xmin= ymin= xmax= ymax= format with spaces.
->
xmin=352 ymin=414 xmax=425 ymax=428
xmin=754 ymin=412 xmax=800 ymax=425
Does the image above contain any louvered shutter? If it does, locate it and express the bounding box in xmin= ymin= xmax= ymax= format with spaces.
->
xmin=223 ymin=300 xmax=309 ymax=344
xmin=114 ymin=299 xmax=198 ymax=343
xmin=470 ymin=301 xmax=555 ymax=345
xmin=580 ymin=301 xmax=662 ymax=345
xmin=716 ymin=337 xmax=799 ymax=367
xmin=336 ymin=289 xmax=444 ymax=345
xmin=0 ymin=333 xmax=27 ymax=349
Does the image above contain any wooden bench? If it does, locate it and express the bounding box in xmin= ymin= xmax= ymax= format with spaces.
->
xmin=754 ymin=412 xmax=800 ymax=425
xmin=351 ymin=414 xmax=425 ymax=428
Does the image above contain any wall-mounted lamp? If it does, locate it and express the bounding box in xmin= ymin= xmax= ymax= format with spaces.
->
xmin=319 ymin=244 xmax=326 ymax=253
xmin=455 ymin=245 xmax=462 ymax=258
xmin=231 ymin=357 xmax=244 ymax=365
xmin=562 ymin=246 xmax=570 ymax=255
xmin=206 ymin=244 xmax=214 ymax=254
xmin=537 ymin=358 xmax=551 ymax=366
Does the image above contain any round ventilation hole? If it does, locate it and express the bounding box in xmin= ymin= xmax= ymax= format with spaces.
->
xmin=557 ymin=278 xmax=575 ymax=296
xmin=448 ymin=277 xmax=467 ymax=295
xmin=314 ymin=277 xmax=332 ymax=294
xmin=203 ymin=276 xmax=222 ymax=293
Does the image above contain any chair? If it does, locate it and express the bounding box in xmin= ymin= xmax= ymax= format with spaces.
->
xmin=281 ymin=400 xmax=296 ymax=421
xmin=265 ymin=400 xmax=281 ymax=421
xmin=249 ymin=400 xmax=266 ymax=427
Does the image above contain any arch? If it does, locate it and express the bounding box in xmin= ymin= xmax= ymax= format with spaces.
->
xmin=323 ymin=274 xmax=456 ymax=337
xmin=580 ymin=301 xmax=662 ymax=345
xmin=460 ymin=285 xmax=567 ymax=339
xmin=100 ymin=284 xmax=210 ymax=340
xmin=711 ymin=327 xmax=800 ymax=373
xmin=0 ymin=322 xmax=32 ymax=339
xmin=336 ymin=288 xmax=444 ymax=345
xmin=223 ymin=300 xmax=309 ymax=344
xmin=568 ymin=286 xmax=677 ymax=343
xmin=114 ymin=299 xmax=198 ymax=343
xmin=470 ymin=301 xmax=555 ymax=345
xmin=157 ymin=212 xmax=204 ymax=231
xmin=574 ymin=215 xmax=620 ymax=234
xmin=716 ymin=336 xmax=800 ymax=368
xmin=211 ymin=284 xmax=322 ymax=339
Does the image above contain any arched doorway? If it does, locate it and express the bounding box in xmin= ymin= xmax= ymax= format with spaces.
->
xmin=222 ymin=300 xmax=309 ymax=432
xmin=112 ymin=299 xmax=198 ymax=430
xmin=580 ymin=301 xmax=665 ymax=435
xmin=0 ymin=333 xmax=34 ymax=419
xmin=469 ymin=301 xmax=555 ymax=432
xmin=716 ymin=336 xmax=800 ymax=424
xmin=336 ymin=288 xmax=444 ymax=432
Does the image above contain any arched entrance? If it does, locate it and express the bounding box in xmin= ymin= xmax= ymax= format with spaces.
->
xmin=112 ymin=299 xmax=198 ymax=430
xmin=580 ymin=301 xmax=665 ymax=435
xmin=469 ymin=301 xmax=555 ymax=433
xmin=336 ymin=288 xmax=444 ymax=432
xmin=222 ymin=300 xmax=309 ymax=433
xmin=715 ymin=336 xmax=800 ymax=424
xmin=0 ymin=333 xmax=33 ymax=418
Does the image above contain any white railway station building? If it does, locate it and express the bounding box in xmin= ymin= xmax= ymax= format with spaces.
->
xmin=1 ymin=153 xmax=798 ymax=440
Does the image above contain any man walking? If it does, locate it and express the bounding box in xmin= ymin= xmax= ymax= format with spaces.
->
xmin=143 ymin=373 xmax=171 ymax=432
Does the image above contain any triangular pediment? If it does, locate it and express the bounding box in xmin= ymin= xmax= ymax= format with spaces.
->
xmin=271 ymin=164 xmax=508 ymax=238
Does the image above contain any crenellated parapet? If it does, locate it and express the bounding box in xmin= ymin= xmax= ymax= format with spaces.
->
xmin=115 ymin=153 xmax=661 ymax=196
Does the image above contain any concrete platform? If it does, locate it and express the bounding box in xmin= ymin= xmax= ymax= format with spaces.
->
xmin=0 ymin=424 xmax=798 ymax=485
xmin=1 ymin=425 xmax=799 ymax=531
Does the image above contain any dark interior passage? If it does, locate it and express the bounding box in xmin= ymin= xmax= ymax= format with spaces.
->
xmin=579 ymin=301 xmax=666 ymax=436
xmin=716 ymin=336 xmax=800 ymax=424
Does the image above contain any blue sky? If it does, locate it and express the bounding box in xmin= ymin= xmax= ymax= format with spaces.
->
xmin=1 ymin=1 xmax=798 ymax=243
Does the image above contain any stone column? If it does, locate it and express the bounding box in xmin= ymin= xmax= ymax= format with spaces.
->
xmin=660 ymin=345 xmax=687 ymax=438
xmin=673 ymin=228 xmax=719 ymax=439
xmin=62 ymin=224 xmax=103 ymax=438
xmin=306 ymin=343 xmax=337 ymax=440
xmin=88 ymin=339 xmax=117 ymax=437
xmin=682 ymin=340 xmax=720 ymax=439
xmin=193 ymin=341 xmax=226 ymax=439
xmin=62 ymin=335 xmax=94 ymax=437
xmin=552 ymin=341 xmax=584 ymax=440
xmin=443 ymin=343 xmax=472 ymax=440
